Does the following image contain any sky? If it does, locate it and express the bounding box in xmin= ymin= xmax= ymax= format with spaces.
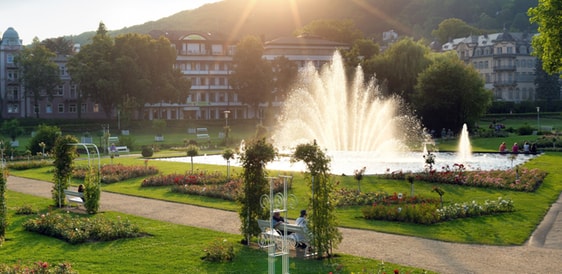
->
xmin=0 ymin=0 xmax=221 ymax=44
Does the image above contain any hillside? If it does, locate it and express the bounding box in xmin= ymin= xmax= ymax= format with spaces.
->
xmin=70 ymin=0 xmax=537 ymax=45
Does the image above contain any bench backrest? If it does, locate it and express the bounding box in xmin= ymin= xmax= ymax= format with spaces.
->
xmin=257 ymin=219 xmax=272 ymax=232
xmin=64 ymin=190 xmax=84 ymax=197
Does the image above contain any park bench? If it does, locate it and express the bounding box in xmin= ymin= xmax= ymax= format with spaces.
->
xmin=257 ymin=219 xmax=313 ymax=258
xmin=64 ymin=189 xmax=84 ymax=207
xmin=109 ymin=146 xmax=129 ymax=155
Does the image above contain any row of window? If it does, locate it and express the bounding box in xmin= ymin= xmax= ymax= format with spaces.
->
xmin=481 ymin=72 xmax=536 ymax=83
xmin=189 ymin=76 xmax=229 ymax=87
xmin=472 ymin=58 xmax=536 ymax=69
xmin=6 ymin=101 xmax=101 ymax=114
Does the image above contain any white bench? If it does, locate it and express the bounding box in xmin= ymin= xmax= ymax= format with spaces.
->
xmin=109 ymin=146 xmax=129 ymax=155
xmin=64 ymin=190 xmax=84 ymax=206
xmin=257 ymin=219 xmax=313 ymax=258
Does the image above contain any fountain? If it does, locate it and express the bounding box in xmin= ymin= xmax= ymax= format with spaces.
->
xmin=457 ymin=123 xmax=472 ymax=162
xmin=271 ymin=51 xmax=425 ymax=157
xmin=159 ymin=52 xmax=537 ymax=174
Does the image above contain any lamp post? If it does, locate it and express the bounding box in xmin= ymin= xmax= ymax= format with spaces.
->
xmin=536 ymin=107 xmax=540 ymax=132
xmin=0 ymin=140 xmax=4 ymax=169
xmin=224 ymin=110 xmax=231 ymax=146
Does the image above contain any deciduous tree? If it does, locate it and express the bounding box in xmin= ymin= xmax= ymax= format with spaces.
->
xmin=14 ymin=37 xmax=61 ymax=118
xmin=528 ymin=0 xmax=562 ymax=74
xmin=414 ymin=53 xmax=492 ymax=132
xmin=230 ymin=35 xmax=273 ymax=114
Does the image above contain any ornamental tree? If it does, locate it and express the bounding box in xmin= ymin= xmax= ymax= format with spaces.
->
xmin=52 ymin=135 xmax=78 ymax=207
xmin=292 ymin=140 xmax=342 ymax=259
xmin=238 ymin=138 xmax=276 ymax=244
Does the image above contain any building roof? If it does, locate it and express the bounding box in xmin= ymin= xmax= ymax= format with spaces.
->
xmin=265 ymin=35 xmax=349 ymax=48
xmin=441 ymin=32 xmax=536 ymax=51
xmin=1 ymin=27 xmax=22 ymax=46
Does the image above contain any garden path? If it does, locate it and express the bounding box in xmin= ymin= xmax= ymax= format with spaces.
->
xmin=7 ymin=176 xmax=562 ymax=274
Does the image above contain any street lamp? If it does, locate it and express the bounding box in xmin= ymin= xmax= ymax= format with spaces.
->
xmin=536 ymin=107 xmax=540 ymax=132
xmin=0 ymin=140 xmax=4 ymax=169
xmin=224 ymin=110 xmax=231 ymax=146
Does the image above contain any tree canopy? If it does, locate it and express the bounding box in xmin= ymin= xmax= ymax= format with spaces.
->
xmin=230 ymin=35 xmax=273 ymax=111
xmin=431 ymin=18 xmax=484 ymax=44
xmin=294 ymin=19 xmax=363 ymax=44
xmin=414 ymin=53 xmax=492 ymax=132
xmin=14 ymin=37 xmax=61 ymax=118
xmin=528 ymin=0 xmax=562 ymax=74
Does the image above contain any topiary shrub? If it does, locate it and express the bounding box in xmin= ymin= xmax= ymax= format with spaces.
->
xmin=141 ymin=146 xmax=154 ymax=157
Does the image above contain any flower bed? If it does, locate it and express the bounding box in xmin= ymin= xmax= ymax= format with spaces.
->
xmin=7 ymin=160 xmax=52 ymax=170
xmin=73 ymin=164 xmax=159 ymax=184
xmin=335 ymin=189 xmax=440 ymax=207
xmin=0 ymin=261 xmax=77 ymax=274
xmin=23 ymin=213 xmax=144 ymax=244
xmin=171 ymin=179 xmax=243 ymax=200
xmin=141 ymin=171 xmax=226 ymax=187
xmin=380 ymin=166 xmax=547 ymax=192
xmin=361 ymin=197 xmax=514 ymax=224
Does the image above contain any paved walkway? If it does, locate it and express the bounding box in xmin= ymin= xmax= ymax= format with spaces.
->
xmin=7 ymin=176 xmax=562 ymax=273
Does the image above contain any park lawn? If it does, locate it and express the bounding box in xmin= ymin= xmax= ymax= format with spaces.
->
xmin=1 ymin=191 xmax=431 ymax=274
xmin=8 ymin=151 xmax=562 ymax=246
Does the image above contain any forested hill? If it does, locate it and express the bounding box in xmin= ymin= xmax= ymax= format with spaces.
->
xmin=72 ymin=0 xmax=537 ymax=44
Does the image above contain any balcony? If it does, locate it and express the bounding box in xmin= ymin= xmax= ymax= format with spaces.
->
xmin=493 ymin=80 xmax=517 ymax=87
xmin=493 ymin=65 xmax=516 ymax=71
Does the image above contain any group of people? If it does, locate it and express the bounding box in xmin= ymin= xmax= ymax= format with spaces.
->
xmin=272 ymin=209 xmax=308 ymax=249
xmin=499 ymin=141 xmax=537 ymax=154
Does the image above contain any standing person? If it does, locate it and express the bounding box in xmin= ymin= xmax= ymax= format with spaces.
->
xmin=512 ymin=142 xmax=519 ymax=153
xmin=499 ymin=142 xmax=507 ymax=153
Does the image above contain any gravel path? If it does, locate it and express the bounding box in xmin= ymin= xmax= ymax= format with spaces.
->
xmin=7 ymin=176 xmax=562 ymax=273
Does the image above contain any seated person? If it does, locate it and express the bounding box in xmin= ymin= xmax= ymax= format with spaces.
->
xmin=272 ymin=210 xmax=291 ymax=235
xmin=77 ymin=184 xmax=85 ymax=202
xmin=295 ymin=209 xmax=309 ymax=248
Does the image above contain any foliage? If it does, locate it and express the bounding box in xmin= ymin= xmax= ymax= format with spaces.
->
xmin=364 ymin=38 xmax=431 ymax=103
xmin=0 ymin=169 xmax=6 ymax=244
xmin=292 ymin=140 xmax=342 ymax=258
xmin=52 ymin=135 xmax=78 ymax=208
xmin=334 ymin=189 xmax=440 ymax=207
xmin=67 ymin=23 xmax=118 ymax=118
xmin=73 ymin=164 xmax=158 ymax=184
xmin=15 ymin=204 xmax=37 ymax=215
xmin=353 ymin=166 xmax=366 ymax=193
xmin=201 ymin=238 xmax=235 ymax=262
xmin=0 ymin=261 xmax=77 ymax=274
xmin=381 ymin=166 xmax=547 ymax=192
xmin=270 ymin=56 xmax=298 ymax=102
xmin=230 ymin=35 xmax=273 ymax=109
xmin=83 ymin=167 xmax=101 ymax=214
xmin=152 ymin=119 xmax=167 ymax=136
xmin=431 ymin=18 xmax=483 ymax=44
xmin=14 ymin=37 xmax=61 ymax=119
xmin=1 ymin=119 xmax=24 ymax=141
xmin=534 ymin=58 xmax=561 ymax=102
xmin=141 ymin=146 xmax=154 ymax=157
xmin=186 ymin=144 xmax=199 ymax=172
xmin=238 ymin=138 xmax=276 ymax=242
xmin=28 ymin=124 xmax=61 ymax=155
xmin=23 ymin=212 xmax=143 ymax=244
xmin=7 ymin=160 xmax=52 ymax=170
xmin=528 ymin=0 xmax=562 ymax=74
xmin=42 ymin=36 xmax=74 ymax=55
xmin=414 ymin=53 xmax=492 ymax=132
xmin=142 ymin=171 xmax=229 ymax=187
xmin=362 ymin=197 xmax=514 ymax=224
xmin=294 ymin=19 xmax=363 ymax=44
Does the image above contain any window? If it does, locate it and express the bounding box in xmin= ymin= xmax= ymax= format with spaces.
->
xmin=496 ymin=47 xmax=502 ymax=54
xmin=60 ymin=65 xmax=67 ymax=76
xmin=7 ymin=70 xmax=18 ymax=80
xmin=7 ymin=104 xmax=19 ymax=113
xmin=81 ymin=103 xmax=87 ymax=113
xmin=7 ymin=54 xmax=14 ymax=64
xmin=7 ymin=87 xmax=19 ymax=100
xmin=485 ymin=61 xmax=489 ymax=68
xmin=69 ymin=104 xmax=77 ymax=113
xmin=56 ymin=85 xmax=64 ymax=96
xmin=70 ymin=85 xmax=77 ymax=98
xmin=58 ymin=103 xmax=64 ymax=113
xmin=93 ymin=104 xmax=99 ymax=113
xmin=46 ymin=104 xmax=53 ymax=113
xmin=507 ymin=47 xmax=513 ymax=54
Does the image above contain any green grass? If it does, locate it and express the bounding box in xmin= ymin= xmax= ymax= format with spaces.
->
xmin=1 ymin=192 xmax=431 ymax=274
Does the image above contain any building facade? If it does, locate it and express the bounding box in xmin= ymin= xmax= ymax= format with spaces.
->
xmin=0 ymin=27 xmax=105 ymax=120
xmin=441 ymin=31 xmax=538 ymax=102
xmin=1 ymin=27 xmax=346 ymax=121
